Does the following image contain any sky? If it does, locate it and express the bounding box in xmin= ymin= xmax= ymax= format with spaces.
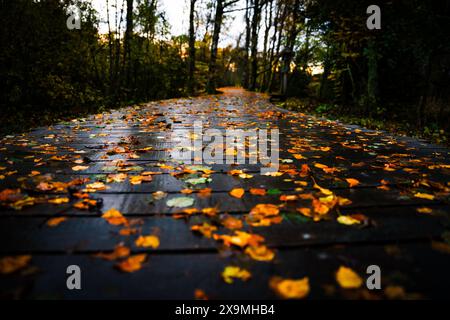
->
xmin=91 ymin=0 xmax=247 ymax=46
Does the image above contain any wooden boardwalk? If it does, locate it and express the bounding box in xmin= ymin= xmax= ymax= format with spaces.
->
xmin=0 ymin=88 xmax=449 ymax=299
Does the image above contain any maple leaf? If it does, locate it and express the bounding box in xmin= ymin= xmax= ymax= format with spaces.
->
xmin=336 ymin=266 xmax=363 ymax=289
xmin=115 ymin=254 xmax=147 ymax=273
xmin=229 ymin=188 xmax=245 ymax=199
xmin=221 ymin=266 xmax=251 ymax=284
xmin=270 ymin=277 xmax=310 ymax=299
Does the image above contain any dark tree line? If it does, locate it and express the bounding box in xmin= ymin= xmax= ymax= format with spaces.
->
xmin=1 ymin=0 xmax=450 ymax=137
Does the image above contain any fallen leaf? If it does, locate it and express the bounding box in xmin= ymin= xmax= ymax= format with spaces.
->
xmin=346 ymin=178 xmax=360 ymax=188
xmin=337 ymin=215 xmax=361 ymax=226
xmin=229 ymin=188 xmax=245 ymax=199
xmin=221 ymin=266 xmax=251 ymax=284
xmin=102 ymin=208 xmax=128 ymax=226
xmin=245 ymin=245 xmax=275 ymax=261
xmin=46 ymin=217 xmax=68 ymax=227
xmin=416 ymin=207 xmax=433 ymax=214
xmin=135 ymin=235 xmax=160 ymax=248
xmin=72 ymin=165 xmax=89 ymax=171
xmin=95 ymin=244 xmax=130 ymax=260
xmin=48 ymin=197 xmax=70 ymax=205
xmin=166 ymin=197 xmax=195 ymax=208
xmin=0 ymin=255 xmax=32 ymax=274
xmin=115 ymin=254 xmax=147 ymax=273
xmin=191 ymin=223 xmax=217 ymax=238
xmin=336 ymin=266 xmax=363 ymax=289
xmin=270 ymin=277 xmax=310 ymax=299
xmin=250 ymin=204 xmax=279 ymax=216
xmin=152 ymin=191 xmax=168 ymax=200
xmin=250 ymin=188 xmax=266 ymax=196
xmin=221 ymin=216 xmax=243 ymax=230
xmin=414 ymin=193 xmax=435 ymax=200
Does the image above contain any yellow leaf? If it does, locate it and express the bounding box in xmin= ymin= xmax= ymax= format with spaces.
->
xmin=337 ymin=215 xmax=361 ymax=226
xmin=229 ymin=188 xmax=245 ymax=199
xmin=191 ymin=223 xmax=217 ymax=238
xmin=135 ymin=235 xmax=160 ymax=248
xmin=414 ymin=193 xmax=435 ymax=200
xmin=336 ymin=266 xmax=363 ymax=289
xmin=416 ymin=207 xmax=433 ymax=214
xmin=48 ymin=197 xmax=70 ymax=205
xmin=221 ymin=266 xmax=251 ymax=284
xmin=270 ymin=277 xmax=310 ymax=299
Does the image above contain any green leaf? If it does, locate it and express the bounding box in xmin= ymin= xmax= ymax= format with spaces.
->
xmin=267 ymin=188 xmax=282 ymax=195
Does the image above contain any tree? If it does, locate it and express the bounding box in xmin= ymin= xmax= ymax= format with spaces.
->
xmin=206 ymin=0 xmax=240 ymax=94
xmin=188 ymin=0 xmax=197 ymax=95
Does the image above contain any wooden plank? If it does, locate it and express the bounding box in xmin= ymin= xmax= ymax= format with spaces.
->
xmin=0 ymin=206 xmax=445 ymax=253
xmin=1 ymin=243 xmax=449 ymax=299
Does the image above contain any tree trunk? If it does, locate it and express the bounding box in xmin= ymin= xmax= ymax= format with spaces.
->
xmin=206 ymin=0 xmax=224 ymax=94
xmin=261 ymin=0 xmax=273 ymax=92
xmin=123 ymin=0 xmax=134 ymax=93
xmin=366 ymin=38 xmax=378 ymax=116
xmin=249 ymin=0 xmax=261 ymax=91
xmin=242 ymin=0 xmax=251 ymax=89
xmin=188 ymin=0 xmax=197 ymax=95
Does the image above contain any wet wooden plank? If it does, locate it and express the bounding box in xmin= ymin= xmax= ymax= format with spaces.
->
xmin=1 ymin=243 xmax=449 ymax=299
xmin=0 ymin=206 xmax=445 ymax=253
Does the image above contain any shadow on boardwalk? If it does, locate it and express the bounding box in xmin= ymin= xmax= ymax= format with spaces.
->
xmin=0 ymin=88 xmax=449 ymax=299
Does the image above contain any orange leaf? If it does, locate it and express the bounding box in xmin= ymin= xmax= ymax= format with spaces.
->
xmin=115 ymin=254 xmax=147 ymax=273
xmin=229 ymin=188 xmax=245 ymax=199
xmin=135 ymin=235 xmax=160 ymax=248
xmin=46 ymin=217 xmax=67 ymax=227
xmin=0 ymin=255 xmax=32 ymax=274
xmin=250 ymin=188 xmax=266 ymax=196
xmin=270 ymin=277 xmax=310 ymax=299
xmin=102 ymin=208 xmax=128 ymax=226
xmin=346 ymin=178 xmax=360 ymax=188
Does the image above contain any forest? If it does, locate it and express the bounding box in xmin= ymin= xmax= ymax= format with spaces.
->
xmin=1 ymin=0 xmax=449 ymax=142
